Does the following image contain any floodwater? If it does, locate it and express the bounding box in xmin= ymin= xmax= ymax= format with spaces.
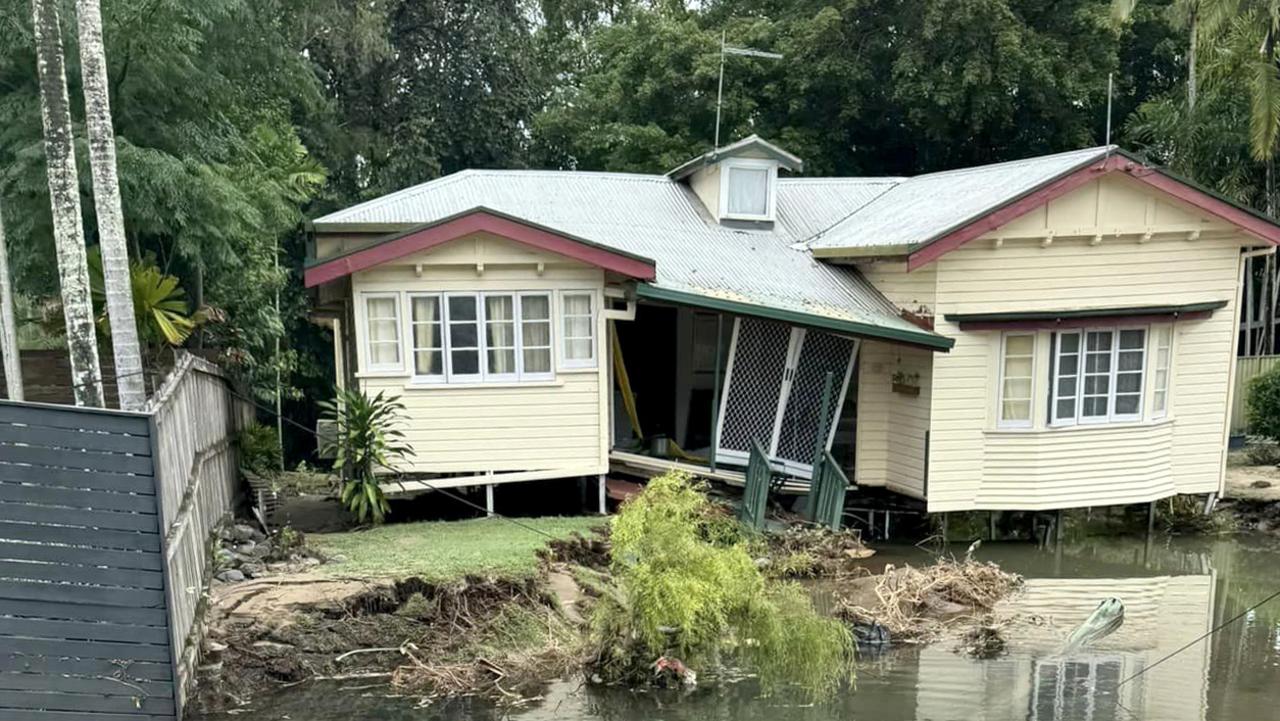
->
xmin=194 ymin=533 xmax=1280 ymax=721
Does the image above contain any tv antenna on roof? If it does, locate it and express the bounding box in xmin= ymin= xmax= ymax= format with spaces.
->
xmin=715 ymin=30 xmax=783 ymax=149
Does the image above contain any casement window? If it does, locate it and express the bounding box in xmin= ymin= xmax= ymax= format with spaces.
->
xmin=998 ymin=333 xmax=1035 ymax=427
xmin=720 ymin=159 xmax=776 ymax=221
xmin=1052 ymin=328 xmax=1146 ymax=425
xmin=408 ymin=294 xmax=443 ymax=380
xmin=519 ymin=293 xmax=553 ymax=378
xmin=1152 ymin=325 xmax=1172 ymax=418
xmin=561 ymin=291 xmax=597 ymax=369
xmin=403 ymin=291 xmax=554 ymax=384
xmin=445 ymin=293 xmax=483 ymax=382
xmin=362 ymin=293 xmax=402 ymax=372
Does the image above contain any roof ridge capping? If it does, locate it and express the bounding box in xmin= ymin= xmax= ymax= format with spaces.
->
xmin=666 ymin=135 xmax=804 ymax=180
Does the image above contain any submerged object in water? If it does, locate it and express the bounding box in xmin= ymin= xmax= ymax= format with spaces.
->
xmin=1061 ymin=598 xmax=1125 ymax=654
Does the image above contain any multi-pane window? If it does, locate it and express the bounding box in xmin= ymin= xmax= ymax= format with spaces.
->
xmin=999 ymin=333 xmax=1035 ymax=427
xmin=561 ymin=292 xmax=597 ymax=368
xmin=1052 ymin=328 xmax=1146 ymax=425
xmin=1152 ymin=326 xmax=1172 ymax=417
xmin=392 ymin=291 xmax=555 ymax=383
xmin=484 ymin=295 xmax=518 ymax=380
xmin=409 ymin=295 xmax=443 ymax=379
xmin=363 ymin=294 xmax=401 ymax=371
xmin=520 ymin=293 xmax=553 ymax=377
xmin=446 ymin=294 xmax=482 ymax=380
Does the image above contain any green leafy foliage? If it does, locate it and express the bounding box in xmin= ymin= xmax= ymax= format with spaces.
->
xmin=589 ymin=472 xmax=854 ymax=699
xmin=317 ymin=387 xmax=413 ymax=524
xmin=86 ymin=247 xmax=202 ymax=347
xmin=1248 ymin=365 xmax=1280 ymax=447
xmin=237 ymin=422 xmax=283 ymax=477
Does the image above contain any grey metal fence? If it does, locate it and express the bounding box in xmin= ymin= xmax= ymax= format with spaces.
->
xmin=0 ymin=352 xmax=247 ymax=720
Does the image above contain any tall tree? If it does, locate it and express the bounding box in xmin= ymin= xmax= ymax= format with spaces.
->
xmin=76 ymin=0 xmax=145 ymax=409
xmin=0 ymin=198 xmax=21 ymax=401
xmin=30 ymin=0 xmax=103 ymax=406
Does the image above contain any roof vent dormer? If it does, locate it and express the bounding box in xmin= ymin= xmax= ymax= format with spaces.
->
xmin=667 ymin=135 xmax=803 ymax=225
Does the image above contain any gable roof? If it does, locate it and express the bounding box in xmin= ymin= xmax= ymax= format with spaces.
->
xmin=304 ymin=209 xmax=657 ymax=287
xmin=807 ymin=147 xmax=1280 ymax=268
xmin=805 ymin=146 xmax=1112 ymax=256
xmin=666 ymin=134 xmax=805 ymax=180
xmin=310 ymin=170 xmax=948 ymax=349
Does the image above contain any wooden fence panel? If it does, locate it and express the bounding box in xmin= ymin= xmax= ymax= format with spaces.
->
xmin=144 ymin=354 xmax=249 ymax=714
xmin=0 ymin=399 xmax=175 ymax=720
xmin=1231 ymin=355 xmax=1280 ymax=435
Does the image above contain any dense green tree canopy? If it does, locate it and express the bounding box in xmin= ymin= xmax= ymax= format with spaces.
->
xmin=2 ymin=0 xmax=1275 ymax=456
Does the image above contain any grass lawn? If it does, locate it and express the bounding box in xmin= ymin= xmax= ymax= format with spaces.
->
xmin=309 ymin=515 xmax=606 ymax=581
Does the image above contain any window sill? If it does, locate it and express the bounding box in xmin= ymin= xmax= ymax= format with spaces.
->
xmin=986 ymin=416 xmax=1175 ymax=435
xmin=557 ymin=365 xmax=600 ymax=374
xmin=402 ymin=379 xmax=565 ymax=391
xmin=355 ymin=370 xmax=408 ymax=379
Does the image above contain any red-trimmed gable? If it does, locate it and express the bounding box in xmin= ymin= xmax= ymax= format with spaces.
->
xmin=906 ymin=153 xmax=1280 ymax=271
xmin=305 ymin=209 xmax=657 ymax=287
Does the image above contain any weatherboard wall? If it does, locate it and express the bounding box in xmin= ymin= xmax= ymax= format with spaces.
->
xmin=923 ymin=174 xmax=1245 ymax=512
xmin=348 ymin=233 xmax=610 ymax=481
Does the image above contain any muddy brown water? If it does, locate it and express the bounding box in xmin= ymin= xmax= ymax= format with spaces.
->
xmin=192 ymin=533 xmax=1280 ymax=721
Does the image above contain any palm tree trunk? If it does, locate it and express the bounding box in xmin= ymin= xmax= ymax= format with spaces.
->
xmin=31 ymin=0 xmax=103 ymax=407
xmin=0 ymin=199 xmax=23 ymax=401
xmin=75 ymin=0 xmax=145 ymax=411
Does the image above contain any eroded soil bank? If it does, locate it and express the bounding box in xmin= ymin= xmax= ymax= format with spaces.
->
xmin=194 ymin=573 xmax=575 ymax=713
xmin=193 ymin=523 xmax=1021 ymax=715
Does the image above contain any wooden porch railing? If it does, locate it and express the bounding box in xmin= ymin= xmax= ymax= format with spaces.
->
xmin=740 ymin=440 xmax=771 ymax=530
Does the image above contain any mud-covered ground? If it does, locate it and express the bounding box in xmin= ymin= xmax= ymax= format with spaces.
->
xmin=194 ymin=573 xmax=576 ymax=714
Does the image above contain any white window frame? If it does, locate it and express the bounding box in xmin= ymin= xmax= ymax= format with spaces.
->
xmin=443 ymin=292 xmax=484 ymax=383
xmin=406 ymin=292 xmax=445 ymax=383
xmin=1050 ymin=330 xmax=1081 ymax=426
xmin=517 ymin=291 xmax=555 ymax=382
xmin=1051 ymin=326 xmax=1147 ymax=426
xmin=1152 ymin=324 xmax=1173 ymax=419
xmin=560 ymin=290 xmax=598 ymax=370
xmin=405 ymin=291 xmax=556 ymax=385
xmin=718 ymin=158 xmax=778 ymax=222
xmin=360 ymin=291 xmax=404 ymax=373
xmin=481 ymin=292 xmax=520 ymax=383
xmin=997 ymin=332 xmax=1036 ymax=428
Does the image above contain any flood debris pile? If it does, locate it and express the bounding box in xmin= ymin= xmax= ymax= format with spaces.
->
xmin=581 ymin=472 xmax=855 ymax=699
xmin=759 ymin=525 xmax=875 ymax=578
xmin=837 ymin=559 xmax=1022 ymax=645
xmin=195 ymin=576 xmax=572 ymax=712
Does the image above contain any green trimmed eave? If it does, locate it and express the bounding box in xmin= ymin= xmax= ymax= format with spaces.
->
xmin=636 ymin=284 xmax=954 ymax=351
xmin=942 ymin=300 xmax=1228 ymax=324
xmin=809 ymin=243 xmax=916 ymax=261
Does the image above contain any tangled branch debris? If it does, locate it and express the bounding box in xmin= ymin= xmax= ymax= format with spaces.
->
xmin=837 ymin=560 xmax=1022 ymax=642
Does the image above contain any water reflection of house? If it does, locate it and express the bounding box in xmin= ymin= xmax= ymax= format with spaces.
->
xmin=913 ymin=575 xmax=1214 ymax=721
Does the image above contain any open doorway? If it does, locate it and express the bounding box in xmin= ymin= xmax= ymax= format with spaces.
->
xmin=612 ymin=303 xmax=727 ymax=460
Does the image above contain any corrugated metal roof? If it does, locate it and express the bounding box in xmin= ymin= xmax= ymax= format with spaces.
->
xmin=806 ymin=146 xmax=1112 ymax=251
xmin=312 ymin=170 xmax=937 ymax=343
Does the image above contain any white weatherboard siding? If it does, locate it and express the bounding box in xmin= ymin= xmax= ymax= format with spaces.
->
xmin=926 ymin=174 xmax=1244 ymax=512
xmin=348 ymin=233 xmax=609 ymax=482
xmin=854 ymin=340 xmax=932 ymax=498
xmin=852 ymin=262 xmax=937 ymax=497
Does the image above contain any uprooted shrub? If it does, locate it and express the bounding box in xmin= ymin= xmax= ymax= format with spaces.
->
xmin=584 ymin=471 xmax=853 ymax=699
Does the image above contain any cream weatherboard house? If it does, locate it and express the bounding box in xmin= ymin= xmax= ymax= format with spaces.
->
xmin=305 ymin=138 xmax=1280 ymax=513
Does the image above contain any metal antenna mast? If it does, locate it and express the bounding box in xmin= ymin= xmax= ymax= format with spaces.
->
xmin=1105 ymin=72 xmax=1114 ymax=150
xmin=714 ymin=32 xmax=782 ymax=150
